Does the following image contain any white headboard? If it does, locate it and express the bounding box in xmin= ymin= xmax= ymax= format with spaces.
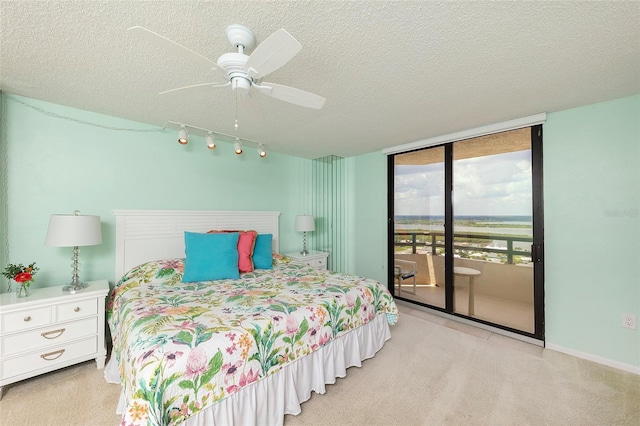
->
xmin=114 ymin=209 xmax=280 ymax=281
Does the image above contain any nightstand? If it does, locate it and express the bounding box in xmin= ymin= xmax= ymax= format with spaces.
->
xmin=284 ymin=250 xmax=330 ymax=270
xmin=0 ymin=279 xmax=109 ymax=399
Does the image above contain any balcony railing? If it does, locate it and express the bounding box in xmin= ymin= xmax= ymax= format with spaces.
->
xmin=394 ymin=231 xmax=532 ymax=265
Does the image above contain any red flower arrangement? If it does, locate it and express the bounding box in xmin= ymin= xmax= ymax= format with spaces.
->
xmin=2 ymin=262 xmax=39 ymax=294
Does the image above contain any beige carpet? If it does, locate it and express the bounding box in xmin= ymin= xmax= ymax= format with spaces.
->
xmin=1 ymin=305 xmax=638 ymax=425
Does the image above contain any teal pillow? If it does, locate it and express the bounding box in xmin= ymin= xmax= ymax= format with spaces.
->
xmin=182 ymin=231 xmax=240 ymax=282
xmin=253 ymin=234 xmax=273 ymax=269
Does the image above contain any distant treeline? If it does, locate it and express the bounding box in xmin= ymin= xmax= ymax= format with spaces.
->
xmin=395 ymin=215 xmax=532 ymax=229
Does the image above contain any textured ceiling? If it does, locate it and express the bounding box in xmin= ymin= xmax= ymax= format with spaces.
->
xmin=1 ymin=1 xmax=639 ymax=159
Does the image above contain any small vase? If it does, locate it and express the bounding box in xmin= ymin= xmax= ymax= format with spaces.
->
xmin=17 ymin=284 xmax=30 ymax=298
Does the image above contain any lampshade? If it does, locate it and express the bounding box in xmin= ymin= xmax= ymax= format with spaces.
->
xmin=295 ymin=215 xmax=315 ymax=232
xmin=45 ymin=213 xmax=102 ymax=247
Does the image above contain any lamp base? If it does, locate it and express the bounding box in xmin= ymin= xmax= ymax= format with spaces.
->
xmin=300 ymin=231 xmax=311 ymax=256
xmin=63 ymin=246 xmax=88 ymax=294
xmin=62 ymin=281 xmax=88 ymax=294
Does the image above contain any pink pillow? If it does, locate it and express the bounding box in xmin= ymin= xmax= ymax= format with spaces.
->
xmin=207 ymin=230 xmax=257 ymax=273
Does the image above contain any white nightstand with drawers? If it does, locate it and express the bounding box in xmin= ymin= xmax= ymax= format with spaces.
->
xmin=0 ymin=279 xmax=109 ymax=399
xmin=284 ymin=251 xmax=330 ymax=270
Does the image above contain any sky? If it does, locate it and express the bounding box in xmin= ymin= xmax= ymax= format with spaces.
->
xmin=394 ymin=150 xmax=532 ymax=216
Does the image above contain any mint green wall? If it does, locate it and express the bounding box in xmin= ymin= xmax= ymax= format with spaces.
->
xmin=347 ymin=94 xmax=640 ymax=370
xmin=2 ymin=95 xmax=309 ymax=289
xmin=0 ymin=93 xmax=6 ymax=282
xmin=544 ymin=94 xmax=639 ymax=368
xmin=346 ymin=151 xmax=388 ymax=285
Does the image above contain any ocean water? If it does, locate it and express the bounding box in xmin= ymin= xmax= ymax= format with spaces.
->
xmin=395 ymin=215 xmax=532 ymax=223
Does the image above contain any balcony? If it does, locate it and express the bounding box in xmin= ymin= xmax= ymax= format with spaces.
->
xmin=394 ymin=231 xmax=534 ymax=333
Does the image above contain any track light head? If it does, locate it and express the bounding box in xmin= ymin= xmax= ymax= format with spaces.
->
xmin=178 ymin=126 xmax=188 ymax=145
xmin=257 ymin=144 xmax=267 ymax=158
xmin=234 ymin=138 xmax=243 ymax=155
xmin=206 ymin=133 xmax=216 ymax=150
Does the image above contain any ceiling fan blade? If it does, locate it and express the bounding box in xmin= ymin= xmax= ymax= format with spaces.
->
xmin=159 ymin=81 xmax=230 ymax=95
xmin=244 ymin=29 xmax=302 ymax=79
xmin=256 ymin=82 xmax=326 ymax=109
xmin=128 ymin=26 xmax=227 ymax=78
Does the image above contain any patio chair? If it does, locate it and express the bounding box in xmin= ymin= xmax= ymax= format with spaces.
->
xmin=394 ymin=258 xmax=417 ymax=296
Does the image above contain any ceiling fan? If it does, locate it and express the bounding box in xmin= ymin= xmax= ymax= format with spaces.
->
xmin=128 ymin=25 xmax=326 ymax=110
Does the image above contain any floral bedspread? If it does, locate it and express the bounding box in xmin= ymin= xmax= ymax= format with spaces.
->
xmin=107 ymin=257 xmax=398 ymax=425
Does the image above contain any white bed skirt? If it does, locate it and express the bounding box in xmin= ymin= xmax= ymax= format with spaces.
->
xmin=105 ymin=312 xmax=392 ymax=426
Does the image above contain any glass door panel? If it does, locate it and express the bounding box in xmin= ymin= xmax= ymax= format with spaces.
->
xmin=393 ymin=147 xmax=445 ymax=309
xmin=452 ymin=129 xmax=535 ymax=333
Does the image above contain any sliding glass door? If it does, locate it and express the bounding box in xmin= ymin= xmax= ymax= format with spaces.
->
xmin=392 ymin=146 xmax=446 ymax=309
xmin=389 ymin=126 xmax=544 ymax=339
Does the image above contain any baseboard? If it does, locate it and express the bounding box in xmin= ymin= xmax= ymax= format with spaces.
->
xmin=545 ymin=343 xmax=640 ymax=376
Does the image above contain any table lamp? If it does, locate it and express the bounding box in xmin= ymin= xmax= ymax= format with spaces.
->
xmin=295 ymin=215 xmax=315 ymax=256
xmin=45 ymin=210 xmax=102 ymax=293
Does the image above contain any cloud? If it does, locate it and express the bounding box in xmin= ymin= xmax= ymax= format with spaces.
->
xmin=395 ymin=150 xmax=532 ymax=216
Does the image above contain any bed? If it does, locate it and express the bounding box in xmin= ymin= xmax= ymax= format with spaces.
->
xmin=104 ymin=209 xmax=398 ymax=425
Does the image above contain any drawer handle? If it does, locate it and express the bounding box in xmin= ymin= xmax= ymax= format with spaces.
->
xmin=24 ymin=316 xmax=32 ymax=322
xmin=40 ymin=349 xmax=65 ymax=361
xmin=74 ymin=307 xmax=80 ymax=312
xmin=41 ymin=328 xmax=66 ymax=339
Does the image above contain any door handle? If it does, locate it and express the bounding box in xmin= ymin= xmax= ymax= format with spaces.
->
xmin=531 ymin=244 xmax=543 ymax=263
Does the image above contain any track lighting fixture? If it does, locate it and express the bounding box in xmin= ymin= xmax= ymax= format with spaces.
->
xmin=178 ymin=126 xmax=188 ymax=145
xmin=206 ymin=132 xmax=216 ymax=150
xmin=169 ymin=121 xmax=265 ymax=157
xmin=234 ymin=138 xmax=243 ymax=155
